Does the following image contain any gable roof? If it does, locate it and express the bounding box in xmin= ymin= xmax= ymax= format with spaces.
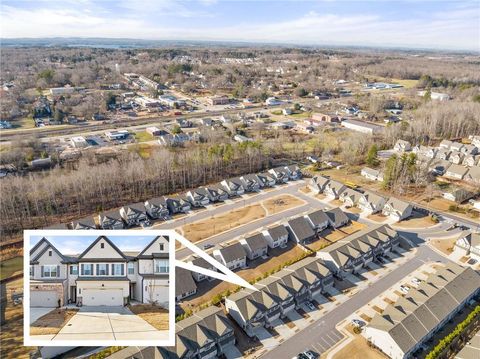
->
xmin=146 ymin=197 xmax=168 ymax=207
xmin=100 ymin=209 xmax=123 ymax=220
xmin=307 ymin=210 xmax=329 ymax=227
xmin=137 ymin=236 xmax=170 ymax=257
xmin=30 ymin=237 xmax=52 ymax=256
xmin=287 ymin=216 xmax=315 ymax=241
xmin=72 ymin=216 xmax=97 ymax=229
xmin=31 ymin=239 xmax=67 ymax=264
xmin=217 ymin=242 xmax=246 ymax=263
xmin=77 ymin=235 xmax=127 ymax=260
xmin=175 ymin=267 xmax=197 ymax=297
xmin=325 ymin=207 xmax=349 ymax=227
xmin=123 ymin=202 xmax=147 ymax=213
xmin=267 ymin=225 xmax=289 ymax=241
xmin=243 ymin=233 xmax=268 ymax=252
xmin=385 ymin=198 xmax=411 ymax=213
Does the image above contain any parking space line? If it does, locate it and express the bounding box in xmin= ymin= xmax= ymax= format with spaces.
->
xmin=312 ymin=343 xmax=323 ymax=353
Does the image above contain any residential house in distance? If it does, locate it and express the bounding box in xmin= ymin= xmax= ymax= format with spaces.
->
xmin=382 ymin=198 xmax=413 ymax=221
xmin=234 ymin=134 xmax=254 ymax=143
xmin=324 ymin=180 xmax=347 ymax=199
xmin=186 ymin=188 xmax=210 ymax=207
xmin=311 ymin=112 xmax=340 ymax=123
xmin=317 ymin=225 xmax=400 ymax=276
xmin=221 ymin=178 xmax=245 ymax=196
xmin=187 ymin=255 xmax=217 ymax=282
xmin=471 ymin=135 xmax=480 ymax=147
xmin=461 ymin=144 xmax=478 ymax=156
xmin=363 ymin=264 xmax=480 ymax=359
xmin=464 ymin=165 xmax=480 ymax=184
xmin=240 ymin=174 xmax=262 ymax=192
xmin=305 ymin=210 xmax=330 ymax=233
xmin=463 ymin=154 xmax=479 ymax=167
xmin=119 ymin=202 xmax=148 ymax=227
xmin=203 ymin=185 xmax=229 ymax=202
xmin=339 ymin=188 xmax=363 ymax=207
xmin=309 ymin=175 xmax=330 ymax=193
xmin=286 ymin=216 xmax=316 ymax=244
xmin=445 ymin=164 xmax=469 ymax=180
xmin=436 ymin=148 xmax=451 ymax=160
xmin=240 ymin=234 xmax=269 ymax=260
xmin=393 ymin=140 xmax=411 ymax=152
xmin=264 ymin=225 xmax=289 ymax=248
xmin=454 ymin=231 xmax=480 ymax=261
xmin=71 ymin=217 xmax=97 ymax=230
xmin=427 ymin=158 xmax=451 ymax=175
xmin=268 ymin=167 xmax=289 ymax=183
xmin=325 ymin=207 xmax=350 ymax=228
xmin=361 ymin=167 xmax=384 ymax=181
xmin=175 ymin=267 xmax=197 ymax=301
xmin=449 ymin=150 xmax=464 ymax=165
xmin=257 ymin=172 xmax=277 ymax=187
xmin=166 ymin=196 xmax=191 ymax=214
xmin=161 ymin=306 xmax=236 ymax=359
xmin=439 ymin=139 xmax=453 ymax=149
xmin=213 ymin=242 xmax=247 ymax=271
xmin=450 ymin=142 xmax=465 ymax=152
xmin=357 ymin=191 xmax=386 ymax=214
xmin=144 ymin=197 xmax=170 ymax=219
xmin=30 ymin=235 xmax=170 ymax=307
xmin=98 ymin=210 xmax=125 ymax=229
xmin=442 ymin=188 xmax=475 ymax=203
xmin=284 ymin=165 xmax=302 ymax=180
xmin=208 ymin=95 xmax=230 ymax=105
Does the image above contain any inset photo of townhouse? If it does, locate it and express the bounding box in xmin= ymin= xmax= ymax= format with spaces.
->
xmin=24 ymin=230 xmax=175 ymax=347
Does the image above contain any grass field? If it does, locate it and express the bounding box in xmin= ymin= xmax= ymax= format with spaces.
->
xmin=133 ymin=131 xmax=154 ymax=142
xmin=0 ymin=256 xmax=23 ymax=280
xmin=181 ymin=204 xmax=266 ymax=242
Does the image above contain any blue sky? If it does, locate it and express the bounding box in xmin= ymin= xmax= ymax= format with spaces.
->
xmin=30 ymin=234 xmax=158 ymax=254
xmin=1 ymin=0 xmax=479 ymax=50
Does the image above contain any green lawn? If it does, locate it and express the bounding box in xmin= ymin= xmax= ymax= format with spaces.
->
xmin=134 ymin=131 xmax=154 ymax=142
xmin=0 ymin=257 xmax=23 ymax=280
xmin=289 ymin=111 xmax=312 ymax=118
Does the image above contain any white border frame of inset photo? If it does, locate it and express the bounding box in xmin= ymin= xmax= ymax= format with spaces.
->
xmin=24 ymin=229 xmax=175 ymax=347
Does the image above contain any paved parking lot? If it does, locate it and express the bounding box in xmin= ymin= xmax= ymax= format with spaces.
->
xmin=40 ymin=306 xmax=169 ymax=341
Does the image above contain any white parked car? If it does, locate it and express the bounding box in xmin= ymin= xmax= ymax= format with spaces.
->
xmin=400 ymin=285 xmax=410 ymax=294
xmin=351 ymin=319 xmax=365 ymax=327
xmin=411 ymin=278 xmax=421 ymax=285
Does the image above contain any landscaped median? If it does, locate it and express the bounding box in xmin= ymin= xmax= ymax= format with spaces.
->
xmin=30 ymin=308 xmax=79 ymax=336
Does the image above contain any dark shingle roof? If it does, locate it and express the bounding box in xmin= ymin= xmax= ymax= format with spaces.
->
xmin=287 ymin=216 xmax=315 ymax=241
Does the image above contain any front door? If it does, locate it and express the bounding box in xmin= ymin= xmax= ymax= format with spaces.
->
xmin=70 ymin=286 xmax=76 ymax=303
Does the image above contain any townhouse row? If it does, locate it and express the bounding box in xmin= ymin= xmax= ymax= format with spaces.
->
xmin=309 ymin=176 xmax=414 ymax=221
xmin=30 ymin=235 xmax=170 ymax=307
xmin=364 ymin=263 xmax=480 ymax=359
xmin=49 ymin=165 xmax=302 ymax=231
xmin=174 ymin=206 xmax=352 ymax=301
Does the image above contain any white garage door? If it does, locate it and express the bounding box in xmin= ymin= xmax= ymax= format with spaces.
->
xmin=82 ymin=289 xmax=123 ymax=306
xmin=31 ymin=290 xmax=58 ymax=307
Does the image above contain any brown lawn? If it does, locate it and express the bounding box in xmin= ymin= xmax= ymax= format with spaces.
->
xmin=127 ymin=304 xmax=169 ymax=330
xmin=359 ymin=313 xmax=373 ymax=322
xmin=180 ymin=242 xmax=306 ymax=311
xmin=1 ymin=279 xmax=36 ymax=359
xmin=31 ymin=308 xmax=79 ymax=335
xmin=367 ymin=213 xmax=388 ymax=222
xmin=345 ymin=206 xmax=362 ymax=214
xmin=395 ymin=213 xmax=436 ymax=228
xmin=262 ymin=194 xmax=305 ymax=215
xmin=332 ymin=334 xmax=387 ymax=359
xmin=330 ymin=199 xmax=344 ymax=207
xmin=181 ymin=204 xmax=266 ymax=242
xmin=315 ymin=193 xmax=327 ymax=200
xmin=340 ymin=221 xmax=366 ymax=235
xmin=430 ymin=237 xmax=458 ymax=255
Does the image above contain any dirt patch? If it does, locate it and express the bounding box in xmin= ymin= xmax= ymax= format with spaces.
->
xmin=372 ymin=305 xmax=383 ymax=314
xmin=384 ymin=297 xmax=395 ymax=305
xmin=332 ymin=334 xmax=387 ymax=359
xmin=430 ymin=237 xmax=458 ymax=255
xmin=181 ymin=204 xmax=266 ymax=242
xmin=127 ymin=304 xmax=169 ymax=330
xmin=283 ymin=317 xmax=296 ymax=329
xmin=345 ymin=206 xmax=362 ymax=214
xmin=359 ymin=313 xmax=373 ymax=323
xmin=30 ymin=308 xmax=79 ymax=335
xmin=320 ymin=228 xmax=348 ymax=243
xmin=262 ymin=194 xmax=305 ymax=215
xmin=306 ymin=237 xmax=331 ymax=252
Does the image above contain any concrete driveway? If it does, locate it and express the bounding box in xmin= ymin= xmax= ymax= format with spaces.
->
xmin=30 ymin=307 xmax=55 ymax=323
xmin=52 ymin=306 xmax=168 ymax=341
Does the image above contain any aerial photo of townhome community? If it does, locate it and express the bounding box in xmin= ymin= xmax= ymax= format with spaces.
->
xmin=26 ymin=233 xmax=172 ymax=345
xmin=1 ymin=1 xmax=480 ymax=359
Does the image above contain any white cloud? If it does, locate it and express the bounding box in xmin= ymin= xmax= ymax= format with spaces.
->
xmin=1 ymin=2 xmax=478 ymax=50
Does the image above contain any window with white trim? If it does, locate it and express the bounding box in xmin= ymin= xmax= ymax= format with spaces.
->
xmin=42 ymin=265 xmax=58 ymax=278
xmin=112 ymin=263 xmax=124 ymax=276
xmin=97 ymin=263 xmax=108 ymax=276
xmin=154 ymin=259 xmax=169 ymax=273
xmin=70 ymin=265 xmax=78 ymax=275
xmin=81 ymin=264 xmax=93 ymax=276
xmin=127 ymin=262 xmax=134 ymax=275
